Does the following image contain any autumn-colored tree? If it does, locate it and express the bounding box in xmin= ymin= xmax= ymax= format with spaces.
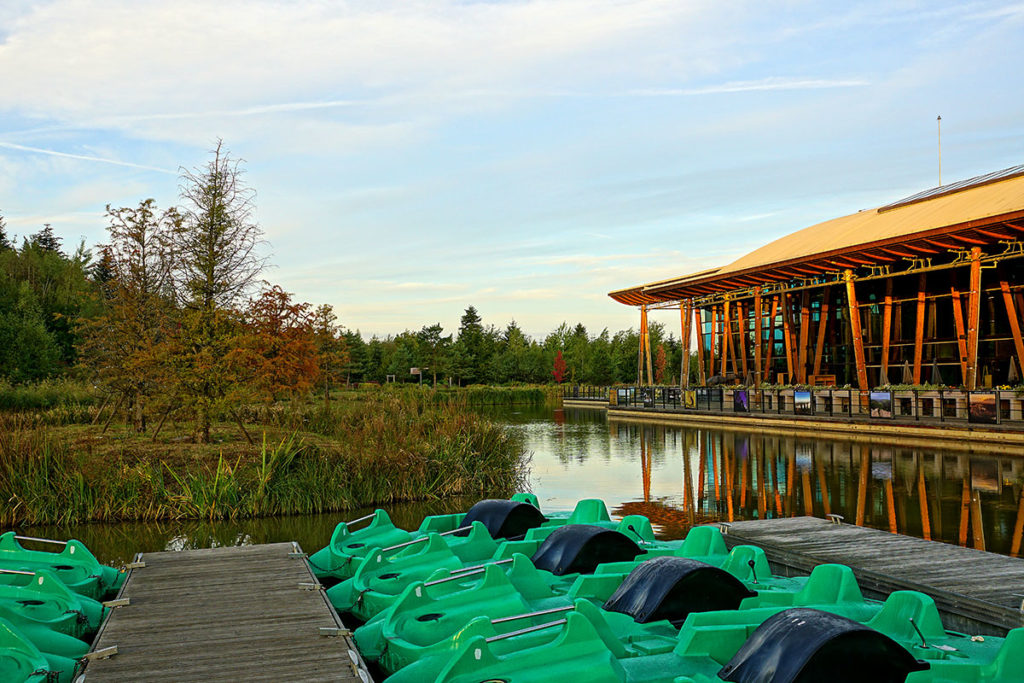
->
xmin=552 ymin=349 xmax=567 ymax=383
xmin=654 ymin=344 xmax=667 ymax=385
xmin=78 ymin=200 xmax=178 ymax=432
xmin=311 ymin=303 xmax=349 ymax=404
xmin=240 ymin=285 xmax=318 ymax=404
xmin=170 ymin=141 xmax=266 ymax=442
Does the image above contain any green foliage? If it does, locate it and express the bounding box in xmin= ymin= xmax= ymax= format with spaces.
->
xmin=0 ymin=391 xmax=527 ymax=525
xmin=0 ymin=378 xmax=97 ymax=411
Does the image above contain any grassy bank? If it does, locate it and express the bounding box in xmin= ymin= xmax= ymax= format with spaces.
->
xmin=0 ymin=391 xmax=528 ymax=525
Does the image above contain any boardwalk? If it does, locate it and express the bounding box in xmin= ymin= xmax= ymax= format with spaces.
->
xmin=85 ymin=542 xmax=369 ymax=682
xmin=722 ymin=516 xmax=1024 ymax=635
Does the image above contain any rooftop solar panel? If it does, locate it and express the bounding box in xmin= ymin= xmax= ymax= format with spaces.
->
xmin=877 ymin=164 xmax=1024 ymax=213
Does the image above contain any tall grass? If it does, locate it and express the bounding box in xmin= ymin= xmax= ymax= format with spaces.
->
xmin=0 ymin=391 xmax=527 ymax=525
xmin=0 ymin=379 xmax=98 ymax=411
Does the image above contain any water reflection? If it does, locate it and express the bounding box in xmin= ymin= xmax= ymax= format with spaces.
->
xmin=15 ymin=404 xmax=1024 ymax=564
xmin=20 ymin=496 xmax=479 ymax=568
xmin=515 ymin=406 xmax=1024 ymax=557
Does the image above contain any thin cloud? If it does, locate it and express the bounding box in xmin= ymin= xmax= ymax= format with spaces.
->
xmin=0 ymin=142 xmax=175 ymax=174
xmin=630 ymin=77 xmax=869 ymax=97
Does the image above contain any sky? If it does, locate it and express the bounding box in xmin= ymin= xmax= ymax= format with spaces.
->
xmin=2 ymin=1 xmax=1023 ymax=340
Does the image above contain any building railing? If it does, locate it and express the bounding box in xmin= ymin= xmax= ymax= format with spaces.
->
xmin=562 ymin=384 xmax=1024 ymax=426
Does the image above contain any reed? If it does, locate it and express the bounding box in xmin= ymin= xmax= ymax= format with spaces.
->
xmin=0 ymin=391 xmax=527 ymax=525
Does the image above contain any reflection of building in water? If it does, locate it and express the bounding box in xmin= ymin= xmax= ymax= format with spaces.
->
xmin=631 ymin=426 xmax=1024 ymax=557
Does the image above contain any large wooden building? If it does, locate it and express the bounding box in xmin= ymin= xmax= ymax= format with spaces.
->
xmin=610 ymin=166 xmax=1024 ymax=391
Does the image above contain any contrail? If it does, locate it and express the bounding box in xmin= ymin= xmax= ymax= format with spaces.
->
xmin=0 ymin=141 xmax=176 ymax=174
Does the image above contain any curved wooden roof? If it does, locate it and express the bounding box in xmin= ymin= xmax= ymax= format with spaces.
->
xmin=610 ymin=165 xmax=1024 ymax=305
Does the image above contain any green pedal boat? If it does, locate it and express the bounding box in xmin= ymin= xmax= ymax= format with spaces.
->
xmin=0 ymin=617 xmax=57 ymax=683
xmin=0 ymin=568 xmax=104 ymax=638
xmin=328 ymin=523 xmax=650 ymax=621
xmin=415 ymin=596 xmax=1022 ymax=683
xmin=0 ymin=533 xmax=124 ymax=601
xmin=361 ymin=547 xmax=878 ymax=678
xmin=310 ymin=496 xmax=651 ymax=584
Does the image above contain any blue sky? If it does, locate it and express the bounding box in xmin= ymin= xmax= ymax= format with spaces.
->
xmin=2 ymin=1 xmax=1023 ymax=339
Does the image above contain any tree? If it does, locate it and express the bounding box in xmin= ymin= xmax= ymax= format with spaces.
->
xmin=452 ymin=306 xmax=485 ymax=385
xmin=654 ymin=344 xmax=667 ymax=385
xmin=170 ymin=141 xmax=266 ymax=442
xmin=0 ymin=211 xmax=11 ymax=251
xmin=77 ymin=200 xmax=178 ymax=431
xmin=29 ymin=224 xmax=62 ymax=254
xmin=242 ymin=285 xmax=318 ymax=404
xmin=311 ymin=304 xmax=349 ymax=404
xmin=417 ymin=323 xmax=450 ymax=387
xmin=552 ymin=349 xmax=567 ymax=383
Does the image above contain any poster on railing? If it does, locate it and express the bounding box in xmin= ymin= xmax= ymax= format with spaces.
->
xmin=683 ymin=390 xmax=697 ymax=409
xmin=793 ymin=391 xmax=812 ymax=415
xmin=968 ymin=392 xmax=997 ymax=424
xmin=733 ymin=390 xmax=749 ymax=413
xmin=869 ymin=391 xmax=893 ymax=419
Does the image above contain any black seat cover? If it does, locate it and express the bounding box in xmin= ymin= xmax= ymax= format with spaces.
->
xmin=603 ymin=556 xmax=757 ymax=625
xmin=718 ymin=608 xmax=929 ymax=683
xmin=456 ymin=499 xmax=547 ymax=539
xmin=530 ymin=524 xmax=642 ymax=576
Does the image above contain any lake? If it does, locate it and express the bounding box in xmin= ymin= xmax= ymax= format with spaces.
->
xmin=20 ymin=403 xmax=1024 ymax=565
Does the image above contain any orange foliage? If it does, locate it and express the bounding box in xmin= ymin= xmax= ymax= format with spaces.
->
xmin=241 ymin=285 xmax=318 ymax=402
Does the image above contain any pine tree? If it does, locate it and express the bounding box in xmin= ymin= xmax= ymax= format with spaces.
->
xmin=170 ymin=141 xmax=266 ymax=442
xmin=0 ymin=211 xmax=11 ymax=251
xmin=29 ymin=224 xmax=63 ymax=254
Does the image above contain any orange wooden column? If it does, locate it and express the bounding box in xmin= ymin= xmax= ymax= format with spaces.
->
xmin=697 ymin=307 xmax=707 ymax=385
xmin=765 ymin=295 xmax=779 ymax=382
xmin=913 ymin=273 xmax=927 ymax=384
xmin=797 ymin=291 xmax=811 ymax=384
xmin=720 ymin=299 xmax=732 ymax=377
xmin=781 ymin=294 xmax=794 ymax=382
xmin=965 ymin=248 xmax=982 ymax=390
xmin=637 ymin=306 xmax=645 ymax=384
xmin=754 ymin=289 xmax=763 ymax=380
xmin=845 ymin=270 xmax=869 ymax=391
xmin=881 ymin=279 xmax=893 ymax=383
xmin=737 ymin=301 xmax=749 ymax=378
xmin=813 ymin=288 xmax=831 ymax=378
xmin=680 ymin=300 xmax=693 ymax=387
xmin=709 ymin=306 xmax=719 ymax=382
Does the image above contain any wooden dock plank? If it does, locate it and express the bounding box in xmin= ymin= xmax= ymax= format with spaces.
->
xmin=722 ymin=517 xmax=1024 ymax=635
xmin=85 ymin=542 xmax=369 ymax=682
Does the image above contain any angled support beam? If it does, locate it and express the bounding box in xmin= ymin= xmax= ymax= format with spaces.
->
xmin=951 ymin=283 xmax=969 ymax=382
xmin=845 ymin=270 xmax=869 ymax=391
xmin=999 ymin=278 xmax=1024 ymax=383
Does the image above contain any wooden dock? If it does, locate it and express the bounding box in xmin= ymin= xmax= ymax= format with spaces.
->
xmin=84 ymin=542 xmax=369 ymax=682
xmin=721 ymin=517 xmax=1024 ymax=636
